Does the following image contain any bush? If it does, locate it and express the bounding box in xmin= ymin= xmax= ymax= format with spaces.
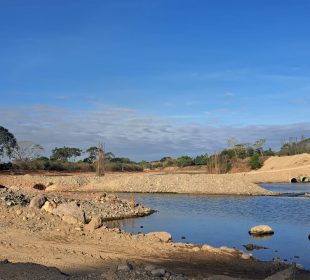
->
xmin=249 ymin=153 xmax=263 ymax=170
xmin=0 ymin=162 xmax=14 ymax=170
xmin=176 ymin=156 xmax=194 ymax=167
xmin=106 ymin=162 xmax=143 ymax=172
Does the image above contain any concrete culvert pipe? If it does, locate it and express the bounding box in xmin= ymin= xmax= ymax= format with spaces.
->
xmin=301 ymin=176 xmax=309 ymax=183
xmin=290 ymin=177 xmax=298 ymax=183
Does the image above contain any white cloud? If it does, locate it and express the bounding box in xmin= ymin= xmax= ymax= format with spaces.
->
xmin=1 ymin=104 xmax=309 ymax=161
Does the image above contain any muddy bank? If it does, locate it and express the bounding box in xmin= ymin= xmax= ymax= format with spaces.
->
xmin=0 ymin=173 xmax=271 ymax=195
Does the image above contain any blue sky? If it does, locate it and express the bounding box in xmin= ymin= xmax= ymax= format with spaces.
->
xmin=1 ymin=0 xmax=310 ymax=160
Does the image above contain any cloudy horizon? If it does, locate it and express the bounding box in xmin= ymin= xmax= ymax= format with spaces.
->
xmin=1 ymin=103 xmax=309 ymax=161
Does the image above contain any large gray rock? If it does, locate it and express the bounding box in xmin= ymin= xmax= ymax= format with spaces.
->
xmin=249 ymin=225 xmax=274 ymax=236
xmin=53 ymin=201 xmax=85 ymax=224
xmin=29 ymin=195 xmax=46 ymax=209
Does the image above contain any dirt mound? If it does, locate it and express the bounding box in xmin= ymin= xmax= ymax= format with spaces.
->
xmin=259 ymin=154 xmax=310 ymax=171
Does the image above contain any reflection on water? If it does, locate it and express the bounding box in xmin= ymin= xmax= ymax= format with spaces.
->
xmin=112 ymin=184 xmax=310 ymax=269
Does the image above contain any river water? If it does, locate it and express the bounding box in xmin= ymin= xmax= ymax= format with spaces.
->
xmin=114 ymin=183 xmax=310 ymax=269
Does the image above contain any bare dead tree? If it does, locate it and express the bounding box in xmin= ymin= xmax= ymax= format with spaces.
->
xmin=96 ymin=143 xmax=105 ymax=176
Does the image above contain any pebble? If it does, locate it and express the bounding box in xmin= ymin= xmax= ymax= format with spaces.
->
xmin=144 ymin=264 xmax=156 ymax=271
xmin=151 ymin=268 xmax=166 ymax=277
xmin=117 ymin=263 xmax=133 ymax=272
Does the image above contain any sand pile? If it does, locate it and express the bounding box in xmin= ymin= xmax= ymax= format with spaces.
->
xmin=259 ymin=154 xmax=310 ymax=171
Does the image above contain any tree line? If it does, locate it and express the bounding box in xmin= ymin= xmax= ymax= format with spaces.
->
xmin=1 ymin=125 xmax=309 ymax=173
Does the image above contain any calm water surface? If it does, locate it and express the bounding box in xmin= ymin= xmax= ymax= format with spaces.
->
xmin=114 ymin=184 xmax=310 ymax=269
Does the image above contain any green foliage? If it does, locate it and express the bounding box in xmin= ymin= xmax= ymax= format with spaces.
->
xmin=84 ymin=147 xmax=115 ymax=163
xmin=106 ymin=162 xmax=143 ymax=172
xmin=263 ymin=148 xmax=276 ymax=156
xmin=279 ymin=138 xmax=310 ymax=156
xmin=0 ymin=126 xmax=17 ymax=158
xmin=193 ymin=154 xmax=208 ymax=165
xmin=160 ymin=157 xmax=173 ymax=162
xmin=249 ymin=153 xmax=263 ymax=170
xmin=51 ymin=146 xmax=82 ymax=162
xmin=110 ymin=157 xmax=132 ymax=164
xmin=176 ymin=156 xmax=194 ymax=167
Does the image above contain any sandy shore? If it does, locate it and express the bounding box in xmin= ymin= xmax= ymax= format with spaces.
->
xmin=1 ymin=187 xmax=309 ymax=280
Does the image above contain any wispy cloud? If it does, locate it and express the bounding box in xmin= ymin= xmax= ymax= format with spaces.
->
xmin=1 ymin=104 xmax=309 ymax=161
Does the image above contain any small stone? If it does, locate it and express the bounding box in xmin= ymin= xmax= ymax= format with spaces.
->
xmin=117 ymin=263 xmax=133 ymax=272
xmin=26 ymin=213 xmax=36 ymax=219
xmin=192 ymin=247 xmax=200 ymax=252
xmin=42 ymin=201 xmax=55 ymax=213
xmin=144 ymin=264 xmax=156 ymax=271
xmin=85 ymin=215 xmax=103 ymax=231
xmin=29 ymin=195 xmax=46 ymax=209
xmin=151 ymin=268 xmax=166 ymax=277
xmin=220 ymin=246 xmax=238 ymax=254
xmin=241 ymin=253 xmax=252 ymax=260
xmin=16 ymin=209 xmax=23 ymax=216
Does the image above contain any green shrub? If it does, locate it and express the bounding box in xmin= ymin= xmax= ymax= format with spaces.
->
xmin=249 ymin=153 xmax=263 ymax=170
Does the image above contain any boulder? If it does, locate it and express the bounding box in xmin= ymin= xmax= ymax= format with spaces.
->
xmin=53 ymin=201 xmax=85 ymax=224
xmin=249 ymin=225 xmax=274 ymax=236
xmin=62 ymin=215 xmax=80 ymax=225
xmin=146 ymin=231 xmax=172 ymax=242
xmin=29 ymin=195 xmax=46 ymax=209
xmin=85 ymin=215 xmax=103 ymax=231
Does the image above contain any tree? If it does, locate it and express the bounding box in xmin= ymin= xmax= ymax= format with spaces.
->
xmin=227 ymin=137 xmax=238 ymax=157
xmin=176 ymin=156 xmax=194 ymax=167
xmin=194 ymin=154 xmax=208 ymax=165
xmin=12 ymin=141 xmax=43 ymax=161
xmin=51 ymin=147 xmax=82 ymax=162
xmin=253 ymin=139 xmax=266 ymax=156
xmin=249 ymin=152 xmax=263 ymax=170
xmin=84 ymin=146 xmax=115 ymax=163
xmin=0 ymin=126 xmax=17 ymax=158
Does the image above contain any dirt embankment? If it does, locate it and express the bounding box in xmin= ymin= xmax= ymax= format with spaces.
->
xmin=0 ymin=173 xmax=270 ymax=195
xmin=247 ymin=154 xmax=310 ymax=183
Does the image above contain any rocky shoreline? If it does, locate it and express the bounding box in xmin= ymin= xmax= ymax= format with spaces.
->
xmin=0 ymin=178 xmax=309 ymax=279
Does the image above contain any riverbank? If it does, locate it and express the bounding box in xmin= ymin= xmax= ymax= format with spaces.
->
xmin=0 ymin=187 xmax=309 ymax=279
